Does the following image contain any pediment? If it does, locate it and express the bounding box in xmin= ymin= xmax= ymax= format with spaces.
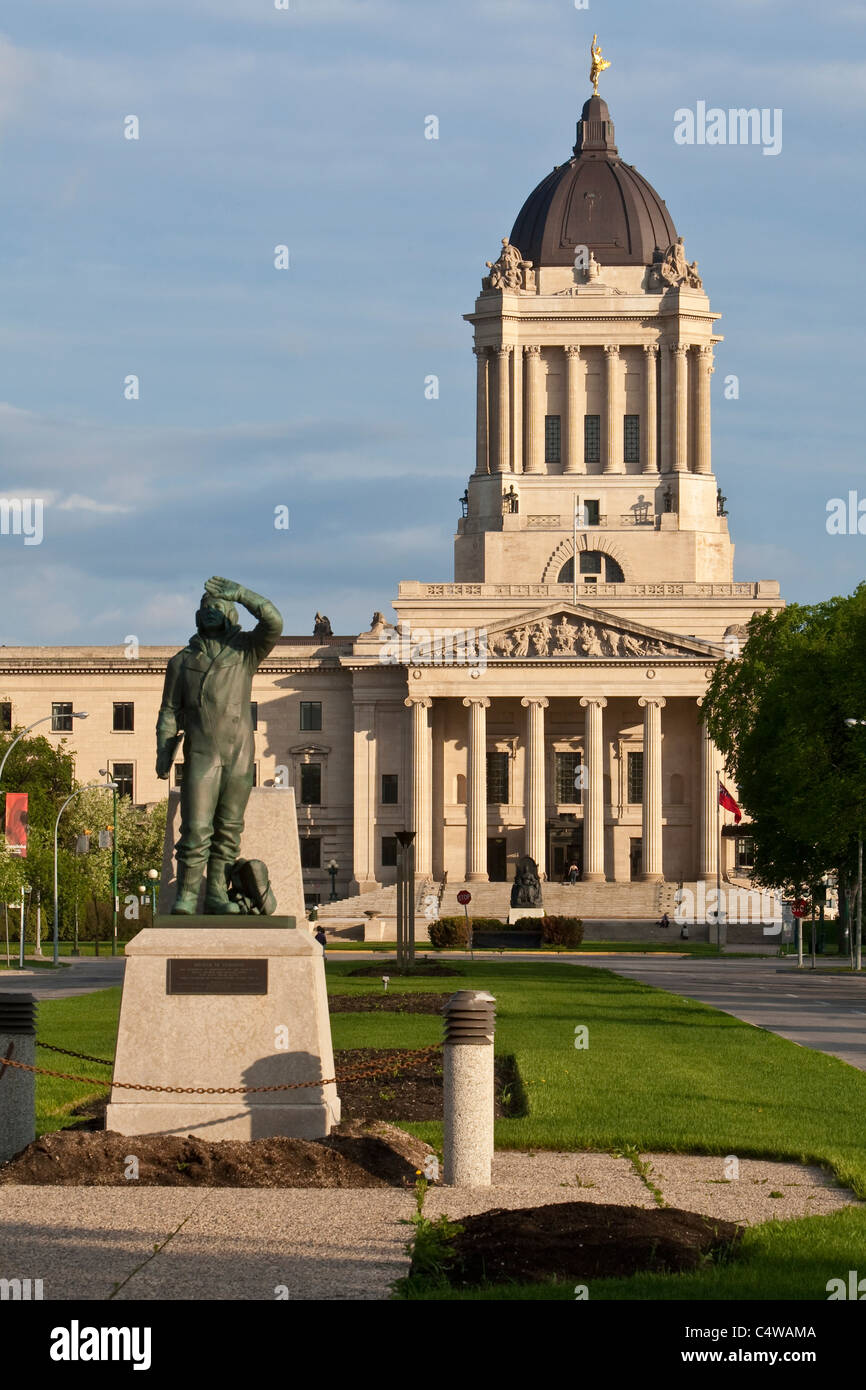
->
xmin=482 ymin=604 xmax=720 ymax=661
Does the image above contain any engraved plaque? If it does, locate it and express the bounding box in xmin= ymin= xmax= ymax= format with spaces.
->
xmin=166 ymin=959 xmax=268 ymax=995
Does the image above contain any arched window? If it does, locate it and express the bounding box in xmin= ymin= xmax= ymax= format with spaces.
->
xmin=558 ymin=551 xmax=624 ymax=584
xmin=455 ymin=773 xmax=467 ymax=805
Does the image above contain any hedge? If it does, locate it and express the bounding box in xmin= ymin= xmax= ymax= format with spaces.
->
xmin=428 ymin=914 xmax=584 ymax=948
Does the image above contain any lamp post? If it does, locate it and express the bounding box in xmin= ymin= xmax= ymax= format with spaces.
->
xmin=843 ymin=719 xmax=864 ymax=972
xmin=99 ymin=769 xmax=119 ymax=956
xmin=147 ymin=868 xmax=159 ymax=918
xmin=395 ymin=830 xmax=417 ymax=969
xmin=0 ymin=712 xmax=89 ymax=788
xmin=53 ymin=782 xmax=116 ymax=966
xmin=327 ymin=858 xmax=339 ymax=903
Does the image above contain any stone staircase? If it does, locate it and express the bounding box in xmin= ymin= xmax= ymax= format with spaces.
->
xmin=439 ymin=879 xmax=677 ymax=920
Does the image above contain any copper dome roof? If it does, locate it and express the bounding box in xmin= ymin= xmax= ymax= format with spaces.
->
xmin=509 ymin=95 xmax=676 ymax=268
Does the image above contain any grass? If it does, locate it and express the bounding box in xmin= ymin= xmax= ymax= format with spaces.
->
xmin=396 ymin=1207 xmax=866 ymax=1300
xmin=34 ymin=986 xmax=122 ymax=1135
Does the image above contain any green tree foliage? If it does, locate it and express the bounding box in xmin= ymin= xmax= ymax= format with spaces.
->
xmin=702 ymin=586 xmax=866 ymax=898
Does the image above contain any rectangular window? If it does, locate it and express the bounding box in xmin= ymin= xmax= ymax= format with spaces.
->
xmin=300 ymin=837 xmax=321 ymax=869
xmin=0 ymin=702 xmax=11 ymax=732
xmin=582 ymin=499 xmax=600 ymax=526
xmin=555 ymin=752 xmax=582 ymax=804
xmin=627 ymin=751 xmax=644 ymax=805
xmin=579 ymin=551 xmax=602 ymax=575
xmin=735 ymin=837 xmax=755 ymax=871
xmin=544 ymin=414 xmax=561 ymax=464
xmin=300 ymin=763 xmax=321 ymax=805
xmin=111 ymin=762 xmax=134 ymax=800
xmin=584 ymin=414 xmax=600 ymax=464
xmin=112 ymin=701 xmax=134 ymax=732
xmin=173 ymin=763 xmax=184 ymax=787
xmin=250 ymin=702 xmax=258 ymax=731
xmin=51 ymin=702 xmax=73 ymax=732
xmin=486 ymin=751 xmax=509 ymax=804
xmin=300 ymin=701 xmax=322 ymax=731
xmin=381 ymin=835 xmax=398 ymax=868
xmin=252 ymin=762 xmax=258 ymax=787
xmin=381 ymin=773 xmax=399 ymax=804
xmin=623 ymin=414 xmax=640 ymax=464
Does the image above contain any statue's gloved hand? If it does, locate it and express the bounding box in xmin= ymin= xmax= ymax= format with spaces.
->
xmin=204 ymin=576 xmax=242 ymax=603
xmin=155 ymin=748 xmax=173 ymax=780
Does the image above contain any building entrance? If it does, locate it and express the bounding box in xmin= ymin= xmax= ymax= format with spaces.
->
xmin=487 ymin=837 xmax=508 ymax=881
xmin=547 ymin=821 xmax=583 ymax=882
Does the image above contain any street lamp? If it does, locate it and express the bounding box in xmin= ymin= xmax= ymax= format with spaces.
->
xmin=99 ymin=768 xmax=120 ymax=956
xmin=395 ymin=830 xmax=417 ymax=969
xmin=53 ymin=782 xmax=116 ymax=966
xmin=327 ymin=858 xmax=339 ymax=903
xmin=843 ymin=719 xmax=864 ymax=972
xmin=0 ymin=711 xmax=89 ymax=787
xmin=147 ymin=868 xmax=159 ymax=917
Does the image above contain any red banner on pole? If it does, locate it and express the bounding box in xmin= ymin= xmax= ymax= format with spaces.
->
xmin=4 ymin=792 xmax=28 ymax=856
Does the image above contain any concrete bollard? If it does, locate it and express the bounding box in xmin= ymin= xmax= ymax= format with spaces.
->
xmin=0 ymin=992 xmax=37 ymax=1165
xmin=442 ymin=989 xmax=496 ymax=1186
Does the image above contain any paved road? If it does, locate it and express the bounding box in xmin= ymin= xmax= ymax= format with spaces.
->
xmin=572 ymin=955 xmax=866 ymax=1071
xmin=0 ymin=958 xmax=125 ymax=1000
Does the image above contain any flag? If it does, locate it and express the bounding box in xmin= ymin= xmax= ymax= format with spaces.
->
xmin=718 ymin=783 xmax=742 ymax=823
xmin=4 ymin=791 xmax=28 ymax=856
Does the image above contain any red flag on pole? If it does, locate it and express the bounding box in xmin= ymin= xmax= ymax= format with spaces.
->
xmin=718 ymin=783 xmax=741 ymax=824
xmin=4 ymin=792 xmax=28 ymax=856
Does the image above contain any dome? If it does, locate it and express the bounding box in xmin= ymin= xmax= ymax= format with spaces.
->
xmin=509 ymin=95 xmax=676 ymax=269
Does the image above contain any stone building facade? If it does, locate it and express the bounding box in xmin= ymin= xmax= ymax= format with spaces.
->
xmin=0 ymin=88 xmax=781 ymax=909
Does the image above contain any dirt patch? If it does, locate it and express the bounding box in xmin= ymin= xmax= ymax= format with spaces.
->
xmin=441 ymin=1200 xmax=742 ymax=1285
xmin=0 ymin=1120 xmax=433 ymax=1188
xmin=336 ymin=1049 xmax=522 ymax=1122
xmin=347 ymin=963 xmax=463 ymax=978
xmin=328 ymin=992 xmax=451 ymax=1014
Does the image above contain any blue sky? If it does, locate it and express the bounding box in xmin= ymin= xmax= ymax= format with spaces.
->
xmin=0 ymin=0 xmax=863 ymax=645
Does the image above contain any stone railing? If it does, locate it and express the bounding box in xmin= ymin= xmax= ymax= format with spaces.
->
xmin=400 ymin=581 xmax=769 ymax=600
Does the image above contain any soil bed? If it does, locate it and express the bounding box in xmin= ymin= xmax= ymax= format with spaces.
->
xmin=328 ymin=992 xmax=451 ymax=1014
xmin=440 ymin=1200 xmax=742 ymax=1285
xmin=334 ymin=1049 xmax=521 ymax=1122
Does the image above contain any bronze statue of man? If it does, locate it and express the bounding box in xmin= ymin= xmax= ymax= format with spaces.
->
xmin=156 ymin=577 xmax=283 ymax=914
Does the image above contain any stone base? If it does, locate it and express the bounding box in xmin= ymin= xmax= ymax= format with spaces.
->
xmin=106 ymin=922 xmax=339 ymax=1140
xmin=507 ymin=906 xmax=545 ymax=924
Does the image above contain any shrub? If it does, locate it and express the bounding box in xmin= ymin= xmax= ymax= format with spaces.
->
xmin=539 ymin=915 xmax=584 ymax=947
xmin=428 ymin=916 xmax=470 ymax=947
xmin=466 ymin=917 xmax=513 ymax=932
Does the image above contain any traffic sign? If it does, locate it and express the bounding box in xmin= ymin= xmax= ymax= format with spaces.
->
xmin=457 ymin=890 xmax=472 ymax=906
xmin=792 ymin=899 xmax=808 ymax=919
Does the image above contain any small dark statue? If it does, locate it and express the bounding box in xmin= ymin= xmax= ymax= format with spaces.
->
xmin=510 ymin=855 xmax=543 ymax=909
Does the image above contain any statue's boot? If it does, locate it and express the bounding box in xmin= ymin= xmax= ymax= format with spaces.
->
xmin=204 ymin=858 xmax=241 ymax=915
xmin=172 ymin=863 xmax=204 ymax=915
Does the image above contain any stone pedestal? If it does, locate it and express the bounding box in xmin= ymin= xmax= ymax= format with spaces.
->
xmin=105 ymin=921 xmax=340 ymax=1140
xmin=507 ymin=906 xmax=545 ymax=925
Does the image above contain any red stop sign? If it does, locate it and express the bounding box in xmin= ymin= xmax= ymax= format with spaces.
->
xmin=457 ymin=890 xmax=472 ymax=906
xmin=792 ymin=899 xmax=808 ymax=918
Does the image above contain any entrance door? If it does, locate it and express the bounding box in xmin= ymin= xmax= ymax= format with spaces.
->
xmin=487 ymin=837 xmax=508 ymax=882
xmin=629 ymin=838 xmax=643 ymax=881
xmin=548 ymin=824 xmax=583 ymax=881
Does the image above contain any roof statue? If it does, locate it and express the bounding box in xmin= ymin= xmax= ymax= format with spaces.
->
xmin=589 ymin=35 xmax=611 ymax=96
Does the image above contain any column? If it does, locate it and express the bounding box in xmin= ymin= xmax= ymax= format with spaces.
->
xmin=473 ymin=347 xmax=489 ymax=474
xmin=698 ymin=701 xmax=719 ymax=880
xmin=639 ymin=696 xmax=666 ymax=880
xmin=463 ymin=696 xmax=491 ymax=881
xmin=523 ymin=345 xmax=543 ymax=473
xmin=511 ymin=342 xmax=523 ymax=473
xmin=521 ymin=697 xmax=549 ymax=875
xmin=564 ymin=346 xmax=585 ymax=474
xmin=579 ymin=697 xmax=607 ymax=881
xmin=603 ymin=345 xmax=623 ymax=474
xmin=351 ymin=701 xmax=377 ymax=893
xmin=660 ymin=343 xmax=675 ymax=472
xmin=693 ymin=346 xmax=713 ymax=475
xmin=672 ymin=345 xmax=688 ymax=472
xmin=405 ymin=696 xmax=433 ymax=877
xmin=642 ymin=345 xmax=658 ymax=474
xmin=494 ymin=347 xmax=511 ymax=473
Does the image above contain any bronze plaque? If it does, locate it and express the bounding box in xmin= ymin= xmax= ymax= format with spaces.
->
xmin=166 ymin=959 xmax=268 ymax=995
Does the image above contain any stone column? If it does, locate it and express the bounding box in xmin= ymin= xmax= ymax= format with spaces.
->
xmin=660 ymin=343 xmax=674 ymax=473
xmin=698 ymin=701 xmax=719 ymax=880
xmin=511 ymin=343 xmax=523 ymax=473
xmin=693 ymin=346 xmax=713 ymax=475
xmin=521 ymin=697 xmax=549 ymax=876
xmin=564 ymin=346 xmax=585 ymax=474
xmin=523 ymin=345 xmax=543 ymax=474
xmin=494 ymin=347 xmax=511 ymax=473
xmin=579 ymin=697 xmax=607 ymax=881
xmin=603 ymin=345 xmax=622 ymax=474
xmin=639 ymin=696 xmax=666 ymax=881
xmin=351 ymin=701 xmax=377 ymax=892
xmin=473 ymin=347 xmax=489 ymax=475
xmin=672 ymin=345 xmax=689 ymax=472
xmin=643 ymin=345 xmax=659 ymax=474
xmin=405 ymin=696 xmax=433 ymax=878
xmin=463 ymin=696 xmax=491 ymax=881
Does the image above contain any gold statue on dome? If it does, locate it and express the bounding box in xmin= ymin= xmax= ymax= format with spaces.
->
xmin=589 ymin=35 xmax=611 ymax=95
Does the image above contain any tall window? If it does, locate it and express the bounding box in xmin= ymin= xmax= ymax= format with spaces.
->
xmin=555 ymin=752 xmax=582 ymax=804
xmin=627 ymin=751 xmax=644 ymax=805
xmin=0 ymin=702 xmax=11 ymax=732
xmin=173 ymin=763 xmax=184 ymax=787
xmin=300 ymin=763 xmax=321 ymax=805
xmin=111 ymin=763 xmax=134 ymax=800
xmin=584 ymin=414 xmax=601 ymax=464
xmin=623 ymin=414 xmax=640 ymax=464
xmin=735 ymin=837 xmax=755 ymax=871
xmin=51 ymin=702 xmax=73 ymax=732
xmin=544 ymin=414 xmax=561 ymax=464
xmin=381 ymin=836 xmax=398 ymax=868
xmin=486 ymin=751 xmax=509 ymax=804
xmin=381 ymin=773 xmax=399 ymax=804
xmin=300 ymin=701 xmax=322 ymax=731
xmin=113 ymin=702 xmax=134 ymax=732
xmin=581 ymin=499 xmax=600 ymax=526
xmin=300 ymin=837 xmax=321 ymax=869
xmin=250 ymin=702 xmax=258 ymax=731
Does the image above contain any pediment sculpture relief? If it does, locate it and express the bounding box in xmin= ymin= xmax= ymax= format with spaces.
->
xmin=487 ymin=614 xmax=683 ymax=659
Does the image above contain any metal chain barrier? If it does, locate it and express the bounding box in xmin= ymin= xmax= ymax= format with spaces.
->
xmin=0 ymin=1044 xmax=443 ymax=1095
xmin=38 ymin=1042 xmax=115 ymax=1067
